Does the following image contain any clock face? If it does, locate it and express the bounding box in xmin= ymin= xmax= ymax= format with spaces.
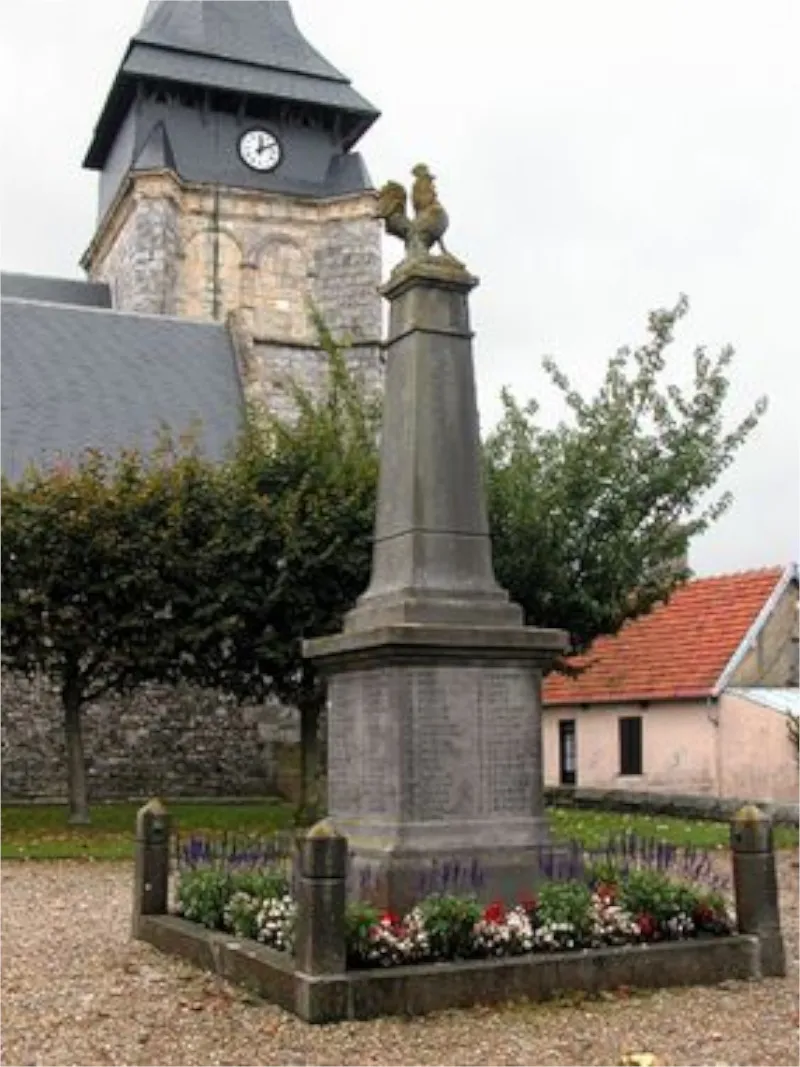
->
xmin=238 ymin=128 xmax=281 ymax=172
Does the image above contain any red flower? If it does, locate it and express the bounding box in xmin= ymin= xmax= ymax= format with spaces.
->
xmin=483 ymin=900 xmax=506 ymax=924
xmin=596 ymin=881 xmax=618 ymax=903
xmin=518 ymin=895 xmax=539 ymax=914
xmin=380 ymin=910 xmax=401 ymax=928
xmin=636 ymin=912 xmax=657 ymax=939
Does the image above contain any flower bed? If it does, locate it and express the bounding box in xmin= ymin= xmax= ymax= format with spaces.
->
xmin=344 ymin=872 xmax=733 ymax=968
xmin=174 ymin=860 xmax=734 ymax=970
xmin=175 ymin=868 xmax=296 ymax=952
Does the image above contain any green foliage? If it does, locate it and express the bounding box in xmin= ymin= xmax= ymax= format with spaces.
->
xmin=345 ymin=901 xmax=383 ymax=961
xmin=583 ymin=858 xmax=624 ymax=886
xmin=224 ymin=307 xmax=380 ymax=709
xmin=1 ymin=443 xmax=281 ymax=695
xmin=618 ymin=868 xmax=700 ymax=923
xmin=415 ymin=894 xmax=482 ymax=959
xmin=225 ymin=892 xmax=261 ymax=940
xmin=177 ymin=868 xmax=233 ymax=930
xmin=1 ymin=443 xmax=284 ymax=819
xmin=176 ymin=867 xmax=288 ymax=931
xmin=227 ymin=869 xmax=290 ymax=900
xmin=485 ymin=296 xmax=766 ymax=651
xmin=535 ymin=881 xmax=593 ymax=937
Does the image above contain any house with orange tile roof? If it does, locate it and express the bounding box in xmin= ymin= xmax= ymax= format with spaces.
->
xmin=542 ymin=563 xmax=799 ymax=806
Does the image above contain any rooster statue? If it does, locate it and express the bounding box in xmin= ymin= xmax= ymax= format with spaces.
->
xmin=375 ymin=163 xmax=458 ymax=262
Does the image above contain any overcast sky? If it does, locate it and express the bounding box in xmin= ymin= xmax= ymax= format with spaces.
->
xmin=1 ymin=0 xmax=798 ymax=576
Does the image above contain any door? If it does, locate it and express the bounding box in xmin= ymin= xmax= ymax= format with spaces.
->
xmin=559 ymin=719 xmax=576 ymax=786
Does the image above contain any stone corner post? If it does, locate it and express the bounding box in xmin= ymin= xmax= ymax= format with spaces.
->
xmin=294 ymin=820 xmax=348 ymax=976
xmin=132 ymin=797 xmax=172 ymax=939
xmin=731 ymin=803 xmax=785 ymax=977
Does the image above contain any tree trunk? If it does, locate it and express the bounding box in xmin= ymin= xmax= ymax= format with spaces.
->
xmin=298 ymin=695 xmax=324 ymax=825
xmin=63 ymin=682 xmax=90 ymax=825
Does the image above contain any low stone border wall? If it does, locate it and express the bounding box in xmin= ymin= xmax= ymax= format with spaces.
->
xmin=137 ymin=913 xmax=760 ymax=1023
xmin=544 ymin=786 xmax=800 ymax=827
xmin=131 ymin=800 xmax=786 ymax=1023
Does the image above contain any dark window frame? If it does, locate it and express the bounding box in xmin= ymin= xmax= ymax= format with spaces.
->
xmin=619 ymin=715 xmax=643 ymax=776
xmin=559 ymin=719 xmax=577 ymax=786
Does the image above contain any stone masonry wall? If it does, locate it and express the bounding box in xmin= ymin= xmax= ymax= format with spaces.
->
xmin=1 ymin=671 xmax=299 ymax=802
xmin=86 ymin=174 xmax=382 ymax=344
xmin=84 ymin=172 xmax=384 ymax=415
xmin=310 ymin=215 xmax=383 ymax=342
xmin=246 ymin=341 xmax=384 ymax=425
xmin=87 ymin=174 xmax=182 ymax=316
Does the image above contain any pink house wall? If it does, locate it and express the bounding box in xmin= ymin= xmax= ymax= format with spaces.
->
xmin=718 ymin=692 xmax=798 ymax=804
xmin=542 ymin=695 xmax=798 ymax=803
xmin=542 ymin=701 xmax=719 ymax=795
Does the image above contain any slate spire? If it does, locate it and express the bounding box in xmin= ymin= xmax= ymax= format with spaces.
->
xmin=84 ymin=1 xmax=379 ymax=170
xmin=136 ymin=2 xmax=349 ymax=83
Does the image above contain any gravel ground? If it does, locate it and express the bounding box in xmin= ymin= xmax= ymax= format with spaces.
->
xmin=2 ymin=853 xmax=798 ymax=1067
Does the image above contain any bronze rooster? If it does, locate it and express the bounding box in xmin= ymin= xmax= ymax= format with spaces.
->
xmin=375 ymin=163 xmax=452 ymax=260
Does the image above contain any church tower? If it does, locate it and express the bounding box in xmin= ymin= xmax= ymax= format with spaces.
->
xmin=80 ymin=1 xmax=382 ymax=416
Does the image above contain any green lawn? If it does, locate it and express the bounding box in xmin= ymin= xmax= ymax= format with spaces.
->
xmin=2 ymin=799 xmax=796 ymax=861
xmin=0 ymin=798 xmax=297 ymax=861
xmin=548 ymin=805 xmax=798 ymax=851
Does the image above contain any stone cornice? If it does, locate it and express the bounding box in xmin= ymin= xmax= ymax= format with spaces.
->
xmin=251 ymin=335 xmax=383 ymax=351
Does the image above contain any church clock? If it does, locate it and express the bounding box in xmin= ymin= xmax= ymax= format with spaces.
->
xmin=238 ymin=128 xmax=282 ymax=173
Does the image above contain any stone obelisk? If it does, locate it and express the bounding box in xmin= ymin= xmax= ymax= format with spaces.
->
xmin=304 ymin=166 xmax=567 ymax=911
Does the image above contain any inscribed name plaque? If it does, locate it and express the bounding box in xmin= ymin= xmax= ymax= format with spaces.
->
xmin=481 ymin=669 xmax=538 ymax=815
xmin=407 ymin=666 xmax=477 ymax=820
xmin=407 ymin=664 xmax=537 ymax=822
xmin=328 ymin=667 xmax=399 ymax=817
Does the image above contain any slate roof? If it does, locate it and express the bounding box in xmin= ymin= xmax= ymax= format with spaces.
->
xmin=1 ymin=272 xmax=111 ymax=308
xmin=543 ymin=566 xmax=792 ymax=705
xmin=137 ymin=1 xmax=349 ymax=82
xmin=85 ymin=2 xmax=379 ymax=168
xmin=1 ymin=298 xmax=244 ymax=482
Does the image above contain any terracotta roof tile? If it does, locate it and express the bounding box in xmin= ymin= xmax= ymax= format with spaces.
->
xmin=543 ymin=567 xmax=785 ymax=706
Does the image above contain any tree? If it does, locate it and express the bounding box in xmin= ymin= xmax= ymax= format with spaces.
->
xmin=485 ymin=296 xmax=766 ymax=652
xmin=189 ymin=313 xmax=381 ymax=817
xmin=1 ymin=316 xmax=378 ymax=823
xmin=205 ymin=295 xmax=765 ymax=809
xmin=1 ymin=447 xmax=282 ymax=822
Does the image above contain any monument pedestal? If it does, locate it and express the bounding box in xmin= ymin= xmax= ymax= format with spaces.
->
xmin=307 ymin=624 xmax=564 ymax=911
xmin=305 ymin=256 xmax=568 ymax=913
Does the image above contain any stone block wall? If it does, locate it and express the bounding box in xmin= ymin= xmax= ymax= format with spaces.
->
xmin=85 ymin=173 xmax=382 ymax=343
xmin=246 ymin=340 xmax=383 ymax=425
xmin=86 ymin=173 xmax=182 ymax=316
xmin=310 ymin=215 xmax=382 ymax=342
xmin=83 ymin=172 xmax=384 ymax=418
xmin=0 ymin=671 xmax=300 ymax=802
